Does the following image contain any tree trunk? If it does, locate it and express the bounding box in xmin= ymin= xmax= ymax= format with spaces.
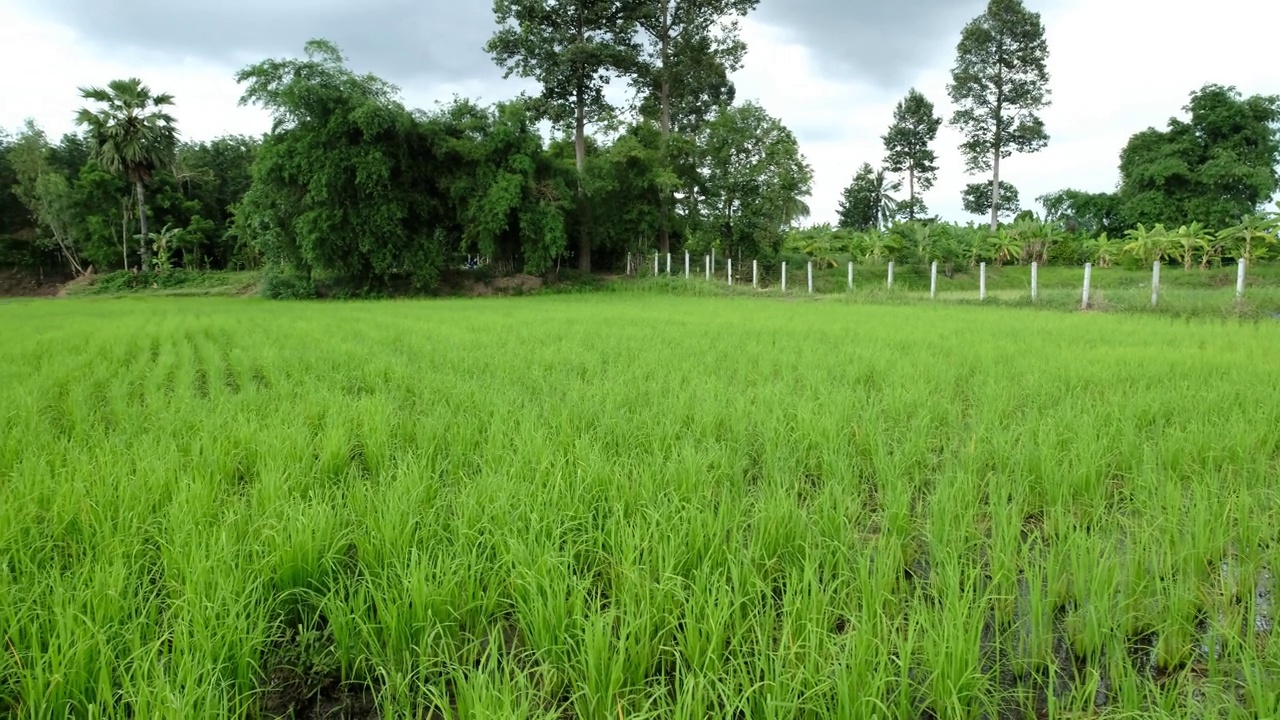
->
xmin=989 ymin=152 xmax=1002 ymax=233
xmin=120 ymin=198 xmax=130 ymax=272
xmin=908 ymin=167 xmax=916 ymax=221
xmin=657 ymin=0 xmax=672 ymax=256
xmin=135 ymin=180 xmax=151 ymax=270
xmin=574 ymin=90 xmax=590 ymax=273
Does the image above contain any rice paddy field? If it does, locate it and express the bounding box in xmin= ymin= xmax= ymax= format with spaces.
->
xmin=2 ymin=293 xmax=1280 ymax=719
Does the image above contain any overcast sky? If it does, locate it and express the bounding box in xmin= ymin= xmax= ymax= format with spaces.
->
xmin=2 ymin=0 xmax=1277 ymax=224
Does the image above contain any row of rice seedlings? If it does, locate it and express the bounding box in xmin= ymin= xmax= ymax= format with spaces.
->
xmin=2 ymin=294 xmax=1279 ymax=717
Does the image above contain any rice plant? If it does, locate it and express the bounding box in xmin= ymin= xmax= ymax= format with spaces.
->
xmin=1 ymin=292 xmax=1278 ymax=718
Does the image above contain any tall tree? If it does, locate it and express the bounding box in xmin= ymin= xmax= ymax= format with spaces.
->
xmin=1117 ymin=85 xmax=1280 ymax=230
xmin=629 ymin=0 xmax=758 ymax=254
xmin=75 ymin=78 xmax=178 ymax=270
xmin=487 ymin=0 xmax=639 ymax=272
xmin=948 ymin=0 xmax=1050 ymax=232
xmin=837 ymin=164 xmax=898 ymax=232
xmin=882 ymin=88 xmax=941 ymax=220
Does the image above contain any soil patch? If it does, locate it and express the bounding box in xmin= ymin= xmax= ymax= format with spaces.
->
xmin=0 ymin=269 xmax=68 ymax=297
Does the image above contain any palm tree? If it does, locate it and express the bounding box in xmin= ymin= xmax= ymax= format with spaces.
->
xmin=75 ymin=78 xmax=178 ymax=270
xmin=871 ymin=169 xmax=900 ymax=230
xmin=1218 ymin=214 xmax=1279 ymax=264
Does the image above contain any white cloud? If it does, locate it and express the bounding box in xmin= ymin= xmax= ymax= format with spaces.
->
xmin=0 ymin=5 xmax=270 ymax=142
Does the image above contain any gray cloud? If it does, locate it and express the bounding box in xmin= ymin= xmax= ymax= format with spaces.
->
xmin=31 ymin=0 xmax=988 ymax=93
xmin=29 ymin=0 xmax=507 ymax=87
xmin=756 ymin=0 xmax=986 ymax=86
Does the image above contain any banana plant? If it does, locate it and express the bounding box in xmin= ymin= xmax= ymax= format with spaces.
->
xmin=1170 ymin=223 xmax=1212 ymax=271
xmin=990 ymin=229 xmax=1023 ymax=267
xmin=1218 ymin=213 xmax=1279 ymax=263
xmin=1083 ymin=233 xmax=1122 ymax=268
xmin=1123 ymin=223 xmax=1173 ymax=264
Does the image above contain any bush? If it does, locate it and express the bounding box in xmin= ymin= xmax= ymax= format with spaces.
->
xmin=260 ymin=270 xmax=317 ymax=300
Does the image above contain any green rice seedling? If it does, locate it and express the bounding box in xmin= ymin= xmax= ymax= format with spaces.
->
xmin=2 ymin=293 xmax=1280 ymax=717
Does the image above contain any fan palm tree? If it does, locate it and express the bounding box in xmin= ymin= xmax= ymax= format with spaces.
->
xmin=75 ymin=78 xmax=178 ymax=270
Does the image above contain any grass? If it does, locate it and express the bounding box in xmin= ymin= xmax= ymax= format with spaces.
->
xmin=2 ymin=292 xmax=1279 ymax=718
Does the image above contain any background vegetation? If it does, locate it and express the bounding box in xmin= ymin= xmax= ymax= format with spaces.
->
xmin=1 ymin=0 xmax=1275 ymax=299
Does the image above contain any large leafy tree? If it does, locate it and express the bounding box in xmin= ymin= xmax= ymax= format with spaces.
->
xmin=629 ymin=0 xmax=757 ymax=254
xmin=948 ymin=0 xmax=1050 ymax=232
xmin=962 ymin=181 xmax=1020 ymax=219
xmin=427 ymin=99 xmax=573 ymax=275
xmin=699 ymin=102 xmax=812 ymax=261
xmin=1117 ymin=85 xmax=1280 ymax=230
xmin=234 ymin=40 xmax=445 ymax=291
xmin=1037 ymin=188 xmax=1125 ymax=237
xmin=837 ymin=164 xmax=898 ymax=232
xmin=882 ymin=88 xmax=942 ymax=220
xmin=487 ymin=0 xmax=639 ymax=271
xmin=75 ymin=78 xmax=178 ymax=270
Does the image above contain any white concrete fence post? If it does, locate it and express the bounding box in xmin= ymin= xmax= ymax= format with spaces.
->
xmin=807 ymin=262 xmax=814 ymax=294
xmin=626 ymin=253 xmax=632 ymax=276
xmin=728 ymin=258 xmax=733 ymax=286
xmin=705 ymin=255 xmax=710 ymax=281
xmin=654 ymin=253 xmax=659 ymax=277
xmin=1237 ymin=259 xmax=1247 ymax=300
xmin=752 ymin=260 xmax=758 ymax=289
xmin=685 ymin=252 xmax=690 ymax=279
xmin=666 ymin=253 xmax=671 ymax=275
xmin=930 ymin=261 xmax=938 ymax=299
xmin=847 ymin=262 xmax=854 ymax=291
xmin=1151 ymin=261 xmax=1160 ymax=308
xmin=980 ymin=262 xmax=987 ymax=302
xmin=1082 ymin=263 xmax=1093 ymax=310
xmin=1031 ymin=261 xmax=1039 ymax=303
xmin=887 ymin=261 xmax=895 ymax=290
xmin=782 ymin=262 xmax=787 ymax=293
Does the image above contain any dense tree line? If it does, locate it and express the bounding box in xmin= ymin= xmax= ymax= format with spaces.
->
xmin=3 ymin=0 xmax=1276 ymax=294
xmin=0 ymin=0 xmax=812 ymax=293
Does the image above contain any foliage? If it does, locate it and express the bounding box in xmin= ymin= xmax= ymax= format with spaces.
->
xmin=1217 ymin=212 xmax=1279 ymax=263
xmin=962 ymin=181 xmax=1020 ymax=218
xmin=427 ymin=99 xmax=573 ymax=275
xmin=698 ymin=101 xmax=813 ymax=261
xmin=75 ymin=78 xmax=179 ymax=268
xmin=837 ymin=163 xmax=898 ymax=232
xmin=882 ymin=88 xmax=942 ymax=220
xmin=1118 ymin=85 xmax=1280 ymax=230
xmin=487 ymin=0 xmax=642 ymax=270
xmin=3 ymin=294 xmax=1280 ymax=716
xmin=948 ymin=0 xmax=1051 ymax=230
xmin=628 ymin=0 xmax=759 ymax=253
xmin=234 ymin=40 xmax=447 ymax=292
xmin=1037 ymin=189 xmax=1125 ymax=238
